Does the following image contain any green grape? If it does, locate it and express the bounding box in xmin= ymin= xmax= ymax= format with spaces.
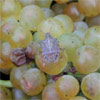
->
xmin=36 ymin=50 xmax=68 ymax=75
xmin=36 ymin=0 xmax=53 ymax=8
xmin=58 ymin=34 xmax=83 ymax=61
xmin=64 ymin=2 xmax=85 ymax=22
xmin=10 ymin=64 xmax=29 ymax=89
xmin=81 ymin=73 xmax=100 ymax=100
xmin=55 ymin=0 xmax=69 ymax=4
xmin=42 ymin=8 xmax=55 ymax=19
xmin=8 ymin=26 xmax=32 ymax=48
xmin=18 ymin=0 xmax=36 ymax=6
xmin=0 ymin=86 xmax=12 ymax=100
xmin=69 ymin=96 xmax=88 ymax=100
xmin=20 ymin=68 xmax=46 ymax=96
xmin=55 ymin=14 xmax=74 ymax=34
xmin=56 ymin=75 xmax=79 ymax=100
xmin=20 ymin=5 xmax=45 ymax=31
xmin=86 ymin=14 xmax=100 ymax=27
xmin=84 ymin=26 xmax=100 ymax=50
xmin=0 ymin=16 xmax=20 ymax=41
xmin=42 ymin=82 xmax=60 ymax=100
xmin=51 ymin=3 xmax=67 ymax=15
xmin=1 ymin=0 xmax=22 ymax=19
xmin=78 ymin=0 xmax=100 ymax=17
xmin=37 ymin=18 xmax=65 ymax=40
xmin=12 ymin=88 xmax=30 ymax=100
xmin=73 ymin=45 xmax=100 ymax=74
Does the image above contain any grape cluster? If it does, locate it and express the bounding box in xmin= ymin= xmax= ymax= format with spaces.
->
xmin=0 ymin=0 xmax=100 ymax=100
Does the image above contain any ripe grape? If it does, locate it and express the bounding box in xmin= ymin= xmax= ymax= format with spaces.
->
xmin=78 ymin=0 xmax=100 ymax=17
xmin=20 ymin=5 xmax=45 ymax=31
xmin=55 ymin=0 xmax=69 ymax=4
xmin=84 ymin=26 xmax=100 ymax=50
xmin=0 ymin=86 xmax=12 ymax=100
xmin=55 ymin=14 xmax=74 ymax=34
xmin=35 ymin=49 xmax=68 ymax=75
xmin=1 ymin=0 xmax=22 ymax=19
xmin=42 ymin=8 xmax=55 ymax=19
xmin=58 ymin=34 xmax=83 ymax=61
xmin=37 ymin=18 xmax=65 ymax=40
xmin=86 ymin=14 xmax=100 ymax=27
xmin=73 ymin=45 xmax=100 ymax=74
xmin=69 ymin=96 xmax=88 ymax=100
xmin=51 ymin=3 xmax=67 ymax=15
xmin=64 ymin=2 xmax=85 ymax=22
xmin=55 ymin=75 xmax=79 ymax=100
xmin=81 ymin=72 xmax=100 ymax=100
xmin=42 ymin=82 xmax=61 ymax=100
xmin=20 ymin=68 xmax=46 ymax=96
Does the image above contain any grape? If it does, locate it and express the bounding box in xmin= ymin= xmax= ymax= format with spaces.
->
xmin=42 ymin=8 xmax=55 ymax=19
xmin=55 ymin=75 xmax=79 ymax=100
xmin=18 ymin=0 xmax=36 ymax=6
xmin=69 ymin=96 xmax=88 ymax=100
xmin=20 ymin=5 xmax=45 ymax=31
xmin=86 ymin=14 xmax=100 ymax=27
xmin=37 ymin=18 xmax=65 ymax=40
xmin=73 ymin=45 xmax=100 ymax=74
xmin=51 ymin=3 xmax=67 ymax=15
xmin=0 ymin=86 xmax=12 ymax=100
xmin=20 ymin=68 xmax=46 ymax=96
xmin=36 ymin=49 xmax=68 ymax=75
xmin=12 ymin=88 xmax=30 ymax=100
xmin=1 ymin=0 xmax=22 ymax=19
xmin=36 ymin=0 xmax=53 ymax=8
xmin=84 ymin=26 xmax=100 ymax=50
xmin=64 ymin=2 xmax=85 ymax=22
xmin=58 ymin=34 xmax=83 ymax=61
xmin=0 ymin=68 xmax=11 ymax=75
xmin=42 ymin=82 xmax=61 ymax=100
xmin=10 ymin=64 xmax=29 ymax=89
xmin=78 ymin=0 xmax=100 ymax=17
xmin=55 ymin=14 xmax=74 ymax=34
xmin=81 ymin=73 xmax=100 ymax=100
xmin=55 ymin=0 xmax=69 ymax=4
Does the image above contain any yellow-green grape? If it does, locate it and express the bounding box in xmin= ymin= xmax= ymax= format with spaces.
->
xmin=63 ymin=2 xmax=85 ymax=22
xmin=42 ymin=82 xmax=60 ymax=100
xmin=37 ymin=18 xmax=65 ymax=40
xmin=20 ymin=5 xmax=45 ymax=32
xmin=0 ymin=16 xmax=19 ymax=41
xmin=0 ymin=86 xmax=12 ymax=100
xmin=55 ymin=14 xmax=74 ymax=34
xmin=73 ymin=45 xmax=100 ymax=74
xmin=20 ymin=68 xmax=46 ymax=96
xmin=36 ymin=0 xmax=53 ymax=8
xmin=18 ymin=0 xmax=36 ymax=6
xmin=78 ymin=0 xmax=100 ymax=17
xmin=8 ymin=26 xmax=32 ymax=48
xmin=56 ymin=75 xmax=79 ymax=100
xmin=0 ymin=40 xmax=15 ymax=69
xmin=69 ymin=96 xmax=88 ymax=100
xmin=55 ymin=0 xmax=70 ymax=4
xmin=86 ymin=14 xmax=100 ymax=27
xmin=51 ymin=3 xmax=67 ymax=15
xmin=1 ymin=0 xmax=22 ymax=19
xmin=84 ymin=26 xmax=100 ymax=50
xmin=35 ymin=50 xmax=68 ymax=75
xmin=33 ymin=32 xmax=41 ymax=43
xmin=42 ymin=8 xmax=55 ymax=19
xmin=10 ymin=65 xmax=29 ymax=89
xmin=81 ymin=73 xmax=100 ymax=100
xmin=58 ymin=34 xmax=83 ymax=61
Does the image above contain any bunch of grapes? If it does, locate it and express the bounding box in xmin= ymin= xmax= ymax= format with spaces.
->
xmin=0 ymin=0 xmax=100 ymax=100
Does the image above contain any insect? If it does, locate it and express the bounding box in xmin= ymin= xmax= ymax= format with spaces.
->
xmin=41 ymin=33 xmax=59 ymax=63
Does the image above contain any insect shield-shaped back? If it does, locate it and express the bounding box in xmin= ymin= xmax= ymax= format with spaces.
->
xmin=41 ymin=33 xmax=59 ymax=63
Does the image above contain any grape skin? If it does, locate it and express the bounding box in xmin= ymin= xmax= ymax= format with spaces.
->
xmin=69 ymin=96 xmax=88 ymax=100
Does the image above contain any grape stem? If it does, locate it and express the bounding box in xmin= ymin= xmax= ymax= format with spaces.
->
xmin=0 ymin=80 xmax=13 ymax=88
